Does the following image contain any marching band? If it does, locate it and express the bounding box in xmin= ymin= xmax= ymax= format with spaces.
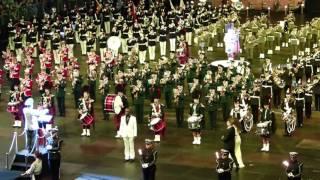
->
xmin=3 ymin=0 xmax=320 ymax=179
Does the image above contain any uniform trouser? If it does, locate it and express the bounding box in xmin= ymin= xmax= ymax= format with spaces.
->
xmin=46 ymin=40 xmax=51 ymax=49
xmin=266 ymin=40 xmax=274 ymax=51
xmin=275 ymin=36 xmax=281 ymax=47
xmin=186 ymin=32 xmax=192 ymax=46
xmin=164 ymin=92 xmax=172 ymax=109
xmin=15 ymin=48 xmax=23 ymax=63
xmin=75 ymin=31 xmax=80 ymax=43
xmin=222 ymin=104 xmax=231 ymax=121
xmin=57 ymin=96 xmax=65 ymax=116
xmin=305 ymin=102 xmax=312 ymax=118
xmin=208 ymin=110 xmax=217 ymax=129
xmin=104 ymin=21 xmax=110 ymax=34
xmin=299 ymin=42 xmax=306 ymax=52
xmin=258 ymin=42 xmax=265 ymax=54
xmin=246 ymin=47 xmax=254 ymax=60
xmin=228 ymin=148 xmax=239 ymax=167
xmin=67 ymin=44 xmax=74 ymax=57
xmin=160 ymin=41 xmax=166 ymax=56
xmin=96 ymin=25 xmax=101 ymax=35
xmin=217 ymin=32 xmax=224 ymax=43
xmin=135 ymin=103 xmax=144 ymax=124
xmin=80 ymin=40 xmax=87 ymax=55
xmin=176 ymin=107 xmax=184 ymax=128
xmin=89 ymin=80 xmax=96 ymax=100
xmin=291 ymin=44 xmax=298 ymax=56
xmin=27 ymin=130 xmax=36 ymax=152
xmin=251 ymin=105 xmax=259 ymax=124
xmin=306 ymin=39 xmax=312 ymax=49
xmin=148 ymin=46 xmax=156 ymax=60
xmin=32 ymin=43 xmax=38 ymax=58
xmin=8 ymin=36 xmax=14 ymax=50
xmin=139 ymin=50 xmax=146 ymax=64
xmin=53 ymin=49 xmax=60 ymax=65
xmin=169 ymin=38 xmax=176 ymax=52
xmin=273 ymin=89 xmax=281 ymax=107
xmin=296 ymin=107 xmax=303 ymax=127
xmin=100 ymin=47 xmax=107 ymax=62
xmin=74 ymin=91 xmax=81 ymax=108
xmin=22 ymin=34 xmax=27 ymax=47
xmin=123 ymin=137 xmax=135 ymax=160
xmin=49 ymin=154 xmax=61 ymax=180
xmin=218 ymin=172 xmax=231 ymax=180
xmin=142 ymin=164 xmax=156 ymax=180
xmin=121 ymin=38 xmax=128 ymax=54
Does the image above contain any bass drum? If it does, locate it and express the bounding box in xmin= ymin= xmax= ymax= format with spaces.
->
xmin=104 ymin=94 xmax=123 ymax=114
xmin=149 ymin=118 xmax=166 ymax=132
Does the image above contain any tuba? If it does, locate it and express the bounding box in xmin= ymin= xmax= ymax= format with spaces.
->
xmin=232 ymin=0 xmax=243 ymax=11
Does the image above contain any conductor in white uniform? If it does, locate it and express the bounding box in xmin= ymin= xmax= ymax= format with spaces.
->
xmin=119 ymin=108 xmax=137 ymax=162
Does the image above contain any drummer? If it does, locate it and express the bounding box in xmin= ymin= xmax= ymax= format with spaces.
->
xmin=188 ymin=98 xmax=205 ymax=145
xmin=78 ymin=90 xmax=94 ymax=137
xmin=258 ymin=103 xmax=275 ymax=152
xmin=149 ymin=97 xmax=166 ymax=142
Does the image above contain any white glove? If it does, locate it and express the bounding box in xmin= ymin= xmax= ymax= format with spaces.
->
xmin=217 ymin=168 xmax=224 ymax=173
xmin=142 ymin=163 xmax=149 ymax=168
xmin=288 ymin=172 xmax=294 ymax=177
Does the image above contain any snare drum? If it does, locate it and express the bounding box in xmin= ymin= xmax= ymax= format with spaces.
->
xmin=104 ymin=94 xmax=123 ymax=114
xmin=187 ymin=116 xmax=201 ymax=130
xmin=149 ymin=118 xmax=165 ymax=132
xmin=7 ymin=102 xmax=19 ymax=113
xmin=256 ymin=122 xmax=270 ymax=136
xmin=7 ymin=105 xmax=19 ymax=113
xmin=80 ymin=113 xmax=94 ymax=125
xmin=256 ymin=126 xmax=269 ymax=136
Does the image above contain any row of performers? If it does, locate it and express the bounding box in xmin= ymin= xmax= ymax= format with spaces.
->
xmin=7 ymin=0 xmax=229 ymax=51
xmin=8 ymin=20 xmax=192 ymax=65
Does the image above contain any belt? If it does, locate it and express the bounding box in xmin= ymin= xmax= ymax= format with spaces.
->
xmin=250 ymin=96 xmax=260 ymax=98
xmin=295 ymin=98 xmax=304 ymax=100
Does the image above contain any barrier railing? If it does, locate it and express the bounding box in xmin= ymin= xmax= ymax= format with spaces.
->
xmin=5 ymin=132 xmax=18 ymax=170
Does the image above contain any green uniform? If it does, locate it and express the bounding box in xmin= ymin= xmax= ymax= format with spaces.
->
xmin=73 ymin=77 xmax=83 ymax=108
xmin=175 ymin=92 xmax=185 ymax=128
xmin=206 ymin=94 xmax=219 ymax=129
xmin=56 ymin=79 xmax=66 ymax=116
xmin=257 ymin=28 xmax=266 ymax=55
xmin=244 ymin=34 xmax=256 ymax=60
xmin=164 ymin=79 xmax=174 ymax=109
xmin=133 ymin=87 xmax=145 ymax=124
